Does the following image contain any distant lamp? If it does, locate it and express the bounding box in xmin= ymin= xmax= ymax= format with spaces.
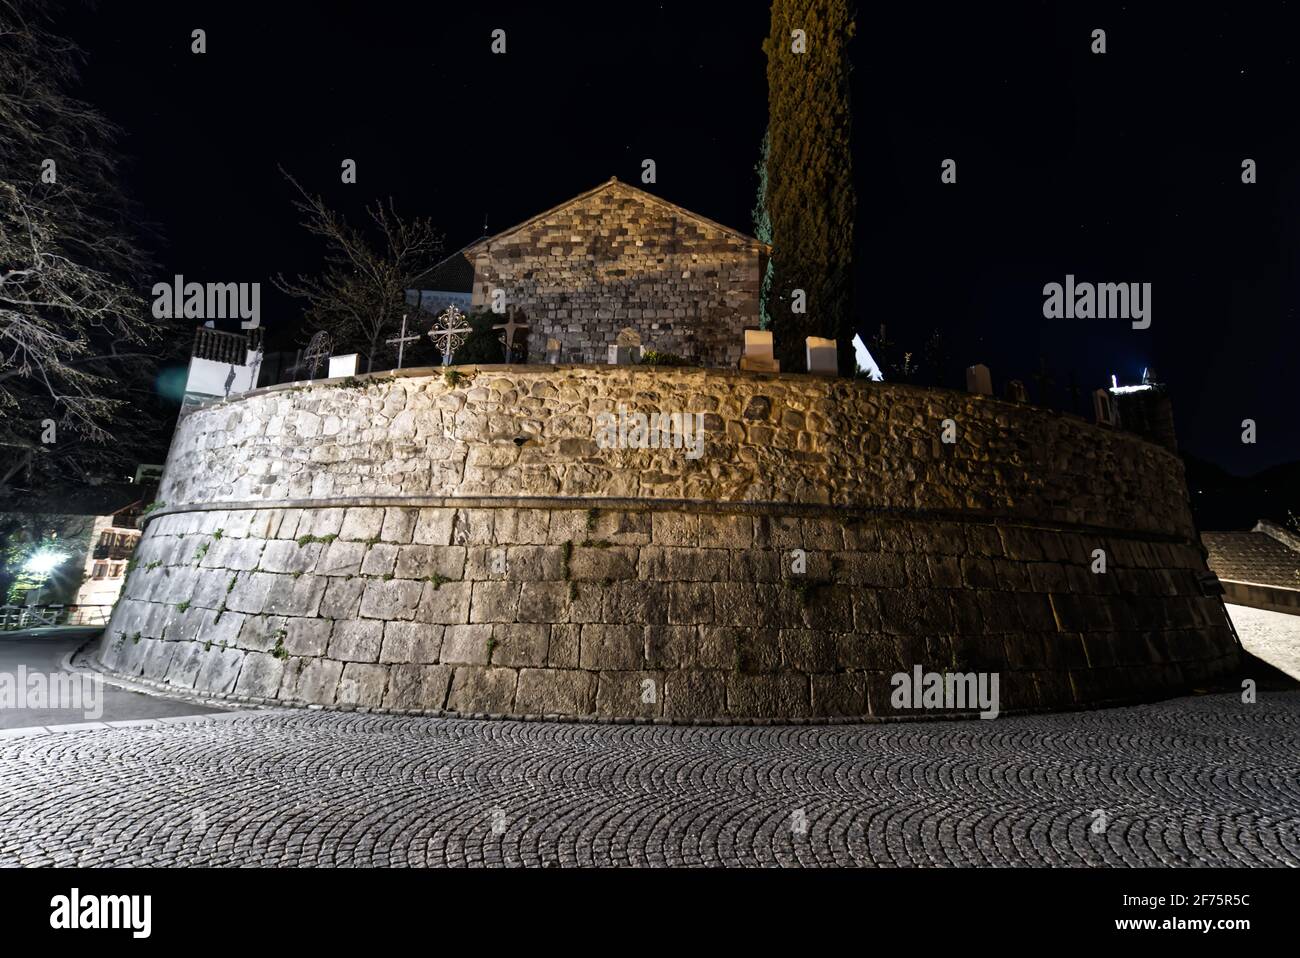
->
xmin=24 ymin=550 xmax=69 ymax=577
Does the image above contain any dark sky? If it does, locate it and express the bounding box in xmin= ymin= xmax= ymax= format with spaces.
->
xmin=61 ymin=0 xmax=1299 ymax=475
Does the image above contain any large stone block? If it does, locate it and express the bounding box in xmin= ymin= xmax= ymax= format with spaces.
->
xmin=394 ymin=544 xmax=466 ymax=581
xmin=383 ymin=664 xmax=452 ymax=710
xmin=490 ymin=623 xmax=550 ymax=668
xmin=515 ymin=668 xmax=596 ymax=715
xmin=225 ymin=572 xmax=278 ymax=615
xmin=328 ymin=620 xmax=383 ymax=662
xmin=318 ymin=540 xmax=368 ymax=577
xmin=339 ymin=507 xmax=385 ymax=542
xmin=284 ymin=657 xmax=343 ymax=704
xmin=595 ymin=671 xmax=663 ymax=717
xmin=447 ymin=666 xmax=518 ymax=713
xmin=194 ymin=646 xmax=245 ymax=695
xmin=320 ymin=577 xmax=366 ymax=618
xmin=359 ymin=579 xmax=424 ymax=620
xmin=468 ymin=580 xmax=521 ymax=623
xmin=417 ymin=580 xmax=472 ymax=624
xmin=579 ymin=624 xmax=644 ymax=670
xmin=263 ymin=574 xmax=327 ymax=618
xmin=235 ymin=651 xmax=285 ymax=698
xmin=440 ymin=624 xmax=492 ymax=665
xmin=380 ymin=622 xmax=443 ymax=664
xmin=413 ymin=509 xmax=455 ymax=546
xmin=337 ymin=663 xmax=388 ymax=707
xmin=259 ymin=539 xmax=323 ymax=574
xmin=811 ymin=673 xmax=866 ymax=717
xmin=663 ymin=670 xmax=726 ymax=718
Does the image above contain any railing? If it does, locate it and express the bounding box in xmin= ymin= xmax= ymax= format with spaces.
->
xmin=0 ymin=605 xmax=114 ymax=631
xmin=192 ymin=326 xmax=263 ymax=364
xmin=93 ymin=544 xmax=138 ymax=560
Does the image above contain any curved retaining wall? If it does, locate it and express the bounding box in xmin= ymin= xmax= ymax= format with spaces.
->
xmin=96 ymin=366 xmax=1239 ymax=720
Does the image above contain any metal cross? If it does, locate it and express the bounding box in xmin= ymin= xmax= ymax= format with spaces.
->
xmin=493 ymin=313 xmax=530 ymax=363
xmin=386 ymin=313 xmax=420 ymax=369
xmin=427 ymin=305 xmax=473 ymax=366
xmin=303 ymin=330 xmax=333 ymax=378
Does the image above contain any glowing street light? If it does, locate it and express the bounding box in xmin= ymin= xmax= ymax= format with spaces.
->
xmin=24 ymin=550 xmax=68 ymax=577
xmin=23 ymin=549 xmax=69 ymax=608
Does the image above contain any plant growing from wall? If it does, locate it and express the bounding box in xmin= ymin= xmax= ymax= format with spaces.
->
xmin=635 ymin=350 xmax=692 ymax=367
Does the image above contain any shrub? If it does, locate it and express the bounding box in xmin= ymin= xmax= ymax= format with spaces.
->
xmin=636 ymin=350 xmax=692 ymax=367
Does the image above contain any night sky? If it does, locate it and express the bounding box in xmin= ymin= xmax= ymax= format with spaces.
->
xmin=61 ymin=0 xmax=1299 ymax=475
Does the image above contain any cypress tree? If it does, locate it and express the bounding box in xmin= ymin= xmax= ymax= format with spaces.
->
xmin=756 ymin=0 xmax=856 ymax=373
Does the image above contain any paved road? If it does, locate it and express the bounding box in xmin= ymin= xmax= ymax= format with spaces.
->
xmin=0 ymin=629 xmax=221 ymax=730
xmin=1 ymin=692 xmax=1297 ymax=867
xmin=1229 ymin=603 xmax=1300 ymax=681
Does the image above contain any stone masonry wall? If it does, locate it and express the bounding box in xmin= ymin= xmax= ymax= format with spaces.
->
xmin=95 ymin=366 xmax=1238 ymax=719
xmin=467 ymin=181 xmax=762 ymax=366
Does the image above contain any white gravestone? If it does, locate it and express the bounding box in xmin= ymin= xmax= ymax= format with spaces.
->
xmin=328 ymin=354 xmax=359 ymax=378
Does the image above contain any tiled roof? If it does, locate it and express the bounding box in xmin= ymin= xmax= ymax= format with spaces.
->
xmin=417 ymin=244 xmax=480 ymax=293
xmin=1202 ymin=530 xmax=1300 ymax=591
xmin=463 ymin=177 xmax=770 ymax=255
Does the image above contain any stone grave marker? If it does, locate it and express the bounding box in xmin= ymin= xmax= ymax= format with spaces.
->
xmin=609 ymin=327 xmax=643 ymax=364
xmin=805 ymin=336 xmax=838 ymax=375
xmin=740 ymin=328 xmax=780 ymax=373
xmin=966 ymin=364 xmax=992 ymax=396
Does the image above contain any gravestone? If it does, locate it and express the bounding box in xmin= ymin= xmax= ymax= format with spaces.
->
xmin=966 ymin=364 xmax=992 ymax=396
xmin=608 ymin=327 xmax=643 ymax=365
xmin=1093 ymin=388 xmax=1119 ymax=426
xmin=740 ymin=328 xmax=780 ymax=373
xmin=805 ymin=336 xmax=838 ymax=376
xmin=328 ymin=354 xmax=359 ymax=379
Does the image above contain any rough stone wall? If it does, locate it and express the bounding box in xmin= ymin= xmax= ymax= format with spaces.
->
xmin=467 ymin=182 xmax=762 ymax=366
xmin=96 ymin=367 xmax=1238 ymax=719
xmin=99 ymin=503 xmax=1235 ymax=718
xmin=152 ymin=366 xmax=1198 ymax=540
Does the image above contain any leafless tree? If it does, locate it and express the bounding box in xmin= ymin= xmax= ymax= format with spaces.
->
xmin=275 ymin=170 xmax=444 ymax=372
xmin=0 ymin=0 xmax=172 ymax=495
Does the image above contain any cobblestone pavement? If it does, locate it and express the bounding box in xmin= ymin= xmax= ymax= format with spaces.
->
xmin=1 ymin=692 xmax=1298 ymax=867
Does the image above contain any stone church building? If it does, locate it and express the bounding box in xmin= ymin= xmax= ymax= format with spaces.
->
xmin=448 ymin=178 xmax=768 ymax=366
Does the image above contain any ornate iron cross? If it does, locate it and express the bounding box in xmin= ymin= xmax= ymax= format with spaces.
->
xmin=427 ymin=305 xmax=472 ymax=366
xmin=303 ymin=330 xmax=333 ymax=378
xmin=386 ymin=313 xmax=420 ymax=369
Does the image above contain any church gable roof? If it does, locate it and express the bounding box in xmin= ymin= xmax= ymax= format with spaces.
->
xmin=419 ymin=243 xmax=478 ymax=293
xmin=463 ymin=178 xmax=769 ymax=256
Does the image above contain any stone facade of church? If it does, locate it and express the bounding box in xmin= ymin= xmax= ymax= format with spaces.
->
xmin=463 ymin=179 xmax=767 ymax=366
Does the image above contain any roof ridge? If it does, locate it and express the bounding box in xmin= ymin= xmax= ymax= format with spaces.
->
xmin=463 ymin=178 xmax=768 ymax=253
